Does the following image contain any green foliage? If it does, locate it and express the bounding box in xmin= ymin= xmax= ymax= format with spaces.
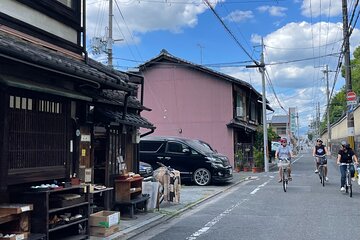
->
xmin=321 ymin=45 xmax=360 ymax=129
xmin=254 ymin=126 xmax=278 ymax=150
xmin=308 ymin=133 xmax=313 ymax=141
xmin=235 ymin=149 xmax=245 ymax=167
xmin=253 ymin=146 xmax=264 ymax=168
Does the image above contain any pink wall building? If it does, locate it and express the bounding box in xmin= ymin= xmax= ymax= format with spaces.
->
xmin=138 ymin=50 xmax=272 ymax=167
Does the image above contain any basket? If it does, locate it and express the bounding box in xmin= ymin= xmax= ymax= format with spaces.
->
xmin=277 ymin=160 xmax=290 ymax=168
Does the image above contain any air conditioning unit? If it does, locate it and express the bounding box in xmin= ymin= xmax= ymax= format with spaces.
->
xmin=236 ymin=106 xmax=243 ymax=117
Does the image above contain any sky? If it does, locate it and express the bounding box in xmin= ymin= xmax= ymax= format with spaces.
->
xmin=85 ymin=0 xmax=360 ymax=136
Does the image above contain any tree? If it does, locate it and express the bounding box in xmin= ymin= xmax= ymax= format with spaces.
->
xmin=322 ymin=46 xmax=360 ymax=128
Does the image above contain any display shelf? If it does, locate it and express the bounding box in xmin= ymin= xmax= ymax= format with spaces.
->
xmin=48 ymin=218 xmax=88 ymax=232
xmin=22 ymin=186 xmax=90 ymax=240
xmin=49 ymin=202 xmax=89 ymax=214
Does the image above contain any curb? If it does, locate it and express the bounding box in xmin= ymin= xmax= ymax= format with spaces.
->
xmin=121 ymin=176 xmax=252 ymax=240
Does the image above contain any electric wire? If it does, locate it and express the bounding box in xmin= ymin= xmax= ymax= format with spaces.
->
xmin=202 ymin=0 xmax=261 ymax=66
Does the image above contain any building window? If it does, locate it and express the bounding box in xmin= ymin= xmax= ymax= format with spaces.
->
xmin=250 ymin=101 xmax=256 ymax=121
xmin=9 ymin=95 xmax=33 ymax=110
xmin=236 ymin=94 xmax=244 ymax=118
xmin=276 ymin=127 xmax=287 ymax=135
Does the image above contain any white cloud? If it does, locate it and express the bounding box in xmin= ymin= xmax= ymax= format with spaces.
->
xmin=224 ymin=20 xmax=360 ymax=129
xmin=86 ymin=0 xmax=208 ymax=43
xmin=223 ymin=10 xmax=254 ymax=23
xmin=301 ymin=0 xmax=342 ymax=18
xmin=257 ymin=5 xmax=287 ymax=17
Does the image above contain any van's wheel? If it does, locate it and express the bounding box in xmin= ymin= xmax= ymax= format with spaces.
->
xmin=193 ymin=168 xmax=211 ymax=186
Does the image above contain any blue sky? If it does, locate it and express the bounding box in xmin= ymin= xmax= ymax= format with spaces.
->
xmin=86 ymin=0 xmax=360 ymax=136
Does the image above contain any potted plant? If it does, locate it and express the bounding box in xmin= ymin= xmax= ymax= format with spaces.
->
xmin=252 ymin=147 xmax=264 ymax=173
xmin=234 ymin=150 xmax=244 ymax=172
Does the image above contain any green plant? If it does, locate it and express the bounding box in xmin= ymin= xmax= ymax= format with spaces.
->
xmin=235 ymin=149 xmax=245 ymax=167
xmin=253 ymin=147 xmax=264 ymax=168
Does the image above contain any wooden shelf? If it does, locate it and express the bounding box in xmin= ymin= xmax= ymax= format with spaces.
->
xmin=22 ymin=186 xmax=90 ymax=239
xmin=49 ymin=202 xmax=89 ymax=214
xmin=48 ymin=218 xmax=88 ymax=232
xmin=115 ymin=177 xmax=143 ymax=202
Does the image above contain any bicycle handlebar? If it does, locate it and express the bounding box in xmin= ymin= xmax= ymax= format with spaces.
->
xmin=338 ymin=163 xmax=358 ymax=166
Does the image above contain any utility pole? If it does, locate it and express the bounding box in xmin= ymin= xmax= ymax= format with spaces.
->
xmin=246 ymin=38 xmax=268 ymax=172
xmin=108 ymin=0 xmax=113 ymax=67
xmin=260 ymin=38 xmax=269 ymax=172
xmin=342 ymin=0 xmax=355 ymax=149
xmin=322 ymin=65 xmax=332 ymax=153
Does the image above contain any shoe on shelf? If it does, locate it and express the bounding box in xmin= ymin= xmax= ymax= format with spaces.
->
xmin=340 ymin=187 xmax=346 ymax=192
xmin=315 ymin=169 xmax=319 ymax=173
xmin=325 ymin=177 xmax=329 ymax=182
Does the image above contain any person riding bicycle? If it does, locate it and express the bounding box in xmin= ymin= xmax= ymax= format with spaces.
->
xmin=275 ymin=138 xmax=294 ymax=182
xmin=336 ymin=141 xmax=359 ymax=192
xmin=312 ymin=138 xmax=329 ymax=181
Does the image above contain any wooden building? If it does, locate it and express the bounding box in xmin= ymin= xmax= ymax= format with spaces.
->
xmin=0 ymin=0 xmax=154 ymax=201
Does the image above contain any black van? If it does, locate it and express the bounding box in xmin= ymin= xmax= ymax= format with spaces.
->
xmin=139 ymin=136 xmax=233 ymax=186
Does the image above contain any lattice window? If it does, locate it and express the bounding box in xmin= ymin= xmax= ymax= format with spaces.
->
xmin=8 ymin=94 xmax=69 ymax=170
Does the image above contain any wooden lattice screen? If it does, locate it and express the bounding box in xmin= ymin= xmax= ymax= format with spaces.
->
xmin=7 ymin=93 xmax=70 ymax=182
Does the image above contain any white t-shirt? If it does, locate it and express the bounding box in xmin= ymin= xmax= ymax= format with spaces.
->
xmin=277 ymin=145 xmax=292 ymax=159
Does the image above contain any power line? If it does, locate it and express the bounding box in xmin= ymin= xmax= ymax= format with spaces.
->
xmin=202 ymin=0 xmax=261 ymax=66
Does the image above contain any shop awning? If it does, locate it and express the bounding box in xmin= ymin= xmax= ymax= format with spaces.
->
xmin=0 ymin=76 xmax=92 ymax=102
xmin=96 ymin=109 xmax=155 ymax=129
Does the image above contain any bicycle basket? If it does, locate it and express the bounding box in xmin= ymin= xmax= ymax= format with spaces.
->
xmin=318 ymin=157 xmax=327 ymax=165
xmin=277 ymin=160 xmax=290 ymax=168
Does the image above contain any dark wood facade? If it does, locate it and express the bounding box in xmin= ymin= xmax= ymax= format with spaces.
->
xmin=0 ymin=1 xmax=155 ymax=204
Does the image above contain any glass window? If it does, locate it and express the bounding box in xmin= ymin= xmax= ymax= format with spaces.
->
xmin=250 ymin=101 xmax=256 ymax=121
xmin=167 ymin=142 xmax=188 ymax=154
xmin=236 ymin=93 xmax=244 ymax=117
xmin=140 ymin=141 xmax=164 ymax=152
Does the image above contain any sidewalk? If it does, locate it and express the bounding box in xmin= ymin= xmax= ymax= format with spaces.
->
xmin=90 ymin=168 xmax=275 ymax=240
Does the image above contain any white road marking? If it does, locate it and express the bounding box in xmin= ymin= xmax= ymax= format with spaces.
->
xmin=185 ymin=198 xmax=249 ymax=240
xmin=250 ymin=179 xmax=271 ymax=195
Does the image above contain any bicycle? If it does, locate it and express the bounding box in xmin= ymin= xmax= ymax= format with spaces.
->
xmin=340 ymin=163 xmax=355 ymax=198
xmin=315 ymin=155 xmax=327 ymax=187
xmin=278 ymin=158 xmax=290 ymax=192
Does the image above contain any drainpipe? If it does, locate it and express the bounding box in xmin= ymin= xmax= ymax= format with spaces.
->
xmin=140 ymin=128 xmax=155 ymax=138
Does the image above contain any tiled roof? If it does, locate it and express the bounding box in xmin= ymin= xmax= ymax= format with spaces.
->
xmin=96 ymin=108 xmax=155 ymax=129
xmin=271 ymin=115 xmax=289 ymax=124
xmin=0 ymin=31 xmax=136 ymax=92
xmin=86 ymin=89 xmax=150 ymax=111
xmin=139 ymin=49 xmax=268 ymax=103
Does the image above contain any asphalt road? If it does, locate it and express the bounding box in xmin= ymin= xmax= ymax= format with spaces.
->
xmin=133 ymin=150 xmax=360 ymax=240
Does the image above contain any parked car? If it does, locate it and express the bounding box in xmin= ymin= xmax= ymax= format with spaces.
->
xmin=139 ymin=136 xmax=233 ymax=186
xmin=139 ymin=161 xmax=154 ymax=178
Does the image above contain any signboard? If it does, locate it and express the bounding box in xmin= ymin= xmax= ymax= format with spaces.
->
xmin=346 ymin=91 xmax=357 ymax=105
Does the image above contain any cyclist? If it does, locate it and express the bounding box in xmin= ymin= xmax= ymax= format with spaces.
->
xmin=275 ymin=138 xmax=294 ymax=182
xmin=336 ymin=141 xmax=359 ymax=192
xmin=312 ymin=138 xmax=329 ymax=181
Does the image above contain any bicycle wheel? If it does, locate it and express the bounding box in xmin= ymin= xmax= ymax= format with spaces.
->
xmin=346 ymin=172 xmax=350 ymax=193
xmin=282 ymin=170 xmax=287 ymax=192
xmin=349 ymin=172 xmax=353 ymax=197
xmin=320 ymin=166 xmax=325 ymax=187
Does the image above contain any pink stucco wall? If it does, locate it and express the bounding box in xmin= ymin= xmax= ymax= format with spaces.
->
xmin=140 ymin=65 xmax=235 ymax=164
